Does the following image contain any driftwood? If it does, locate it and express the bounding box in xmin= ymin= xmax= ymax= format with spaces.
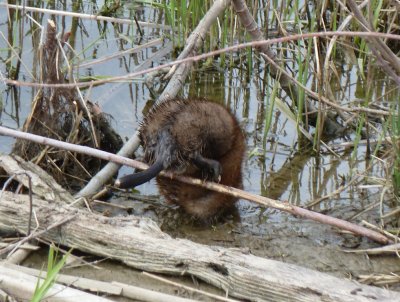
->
xmin=0 ymin=191 xmax=398 ymax=302
xmin=1 ymin=263 xmax=199 ymax=302
xmin=0 ymin=154 xmax=74 ymax=204
xmin=0 ymin=265 xmax=112 ymax=302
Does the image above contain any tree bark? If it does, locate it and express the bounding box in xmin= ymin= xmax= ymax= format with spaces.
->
xmin=0 ymin=191 xmax=398 ymax=302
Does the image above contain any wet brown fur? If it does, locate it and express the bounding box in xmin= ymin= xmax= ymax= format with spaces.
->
xmin=139 ymin=98 xmax=245 ymax=218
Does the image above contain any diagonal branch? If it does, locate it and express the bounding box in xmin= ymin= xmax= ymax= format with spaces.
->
xmin=345 ymin=0 xmax=400 ymax=78
xmin=231 ymin=0 xmax=345 ymax=136
xmin=0 ymin=126 xmax=391 ymax=245
xmin=76 ymin=0 xmax=231 ymax=198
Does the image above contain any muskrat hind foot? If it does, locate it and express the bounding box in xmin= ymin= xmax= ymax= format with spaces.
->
xmin=193 ymin=154 xmax=222 ymax=182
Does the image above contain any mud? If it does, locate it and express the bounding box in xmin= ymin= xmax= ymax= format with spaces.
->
xmin=22 ymin=191 xmax=400 ymax=301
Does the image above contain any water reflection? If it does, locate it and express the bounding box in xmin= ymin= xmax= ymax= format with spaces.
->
xmin=0 ymin=2 xmax=396 ymax=218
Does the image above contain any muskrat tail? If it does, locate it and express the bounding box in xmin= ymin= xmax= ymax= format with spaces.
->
xmin=114 ymin=159 xmax=164 ymax=189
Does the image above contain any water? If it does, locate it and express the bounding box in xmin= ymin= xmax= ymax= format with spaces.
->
xmin=0 ymin=2 xmax=393 ymax=212
xmin=2 ymin=1 xmax=400 ymax=294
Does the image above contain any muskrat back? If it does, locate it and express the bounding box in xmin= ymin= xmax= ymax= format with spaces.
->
xmin=116 ymin=98 xmax=245 ymax=218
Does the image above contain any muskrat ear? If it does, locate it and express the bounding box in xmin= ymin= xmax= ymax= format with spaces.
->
xmin=115 ymin=159 xmax=164 ymax=188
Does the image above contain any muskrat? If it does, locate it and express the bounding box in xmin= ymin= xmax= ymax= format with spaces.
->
xmin=115 ymin=98 xmax=245 ymax=218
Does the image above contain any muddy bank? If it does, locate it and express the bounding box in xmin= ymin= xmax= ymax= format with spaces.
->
xmin=22 ymin=193 xmax=399 ymax=300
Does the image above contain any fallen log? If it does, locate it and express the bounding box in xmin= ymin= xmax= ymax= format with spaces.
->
xmin=0 ymin=191 xmax=398 ymax=302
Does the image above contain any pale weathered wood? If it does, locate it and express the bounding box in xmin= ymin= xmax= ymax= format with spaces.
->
xmin=0 ymin=191 xmax=398 ymax=302
xmin=0 ymin=288 xmax=12 ymax=302
xmin=5 ymin=246 xmax=38 ymax=264
xmin=0 ymin=154 xmax=74 ymax=203
xmin=2 ymin=263 xmax=198 ymax=302
xmin=0 ymin=266 xmax=112 ymax=302
xmin=1 ymin=262 xmax=122 ymax=296
xmin=111 ymin=282 xmax=198 ymax=302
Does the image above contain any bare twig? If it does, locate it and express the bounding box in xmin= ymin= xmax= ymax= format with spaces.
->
xmin=112 ymin=281 xmax=198 ymax=302
xmin=0 ymin=214 xmax=76 ymax=256
xmin=345 ymin=0 xmax=400 ymax=78
xmin=260 ymin=52 xmax=391 ymax=116
xmin=2 ymin=31 xmax=400 ymax=90
xmin=344 ymin=243 xmax=400 ymax=255
xmin=361 ymin=220 xmax=400 ymax=242
xmin=1 ymin=3 xmax=169 ymax=29
xmin=0 ymin=126 xmax=391 ymax=245
xmin=77 ymin=38 xmax=164 ymax=68
xmin=306 ymin=174 xmax=362 ymax=208
xmin=358 ymin=273 xmax=400 ymax=286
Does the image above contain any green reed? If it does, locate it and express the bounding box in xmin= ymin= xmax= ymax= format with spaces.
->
xmin=160 ymin=0 xmax=211 ymax=48
xmin=31 ymin=246 xmax=71 ymax=302
xmin=263 ymin=77 xmax=278 ymax=148
xmin=391 ymin=102 xmax=400 ymax=196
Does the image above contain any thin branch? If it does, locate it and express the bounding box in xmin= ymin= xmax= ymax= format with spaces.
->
xmin=345 ymin=0 xmax=400 ymax=76
xmin=77 ymin=38 xmax=164 ymax=69
xmin=260 ymin=52 xmax=391 ymax=116
xmin=344 ymin=243 xmax=400 ymax=255
xmin=0 ymin=126 xmax=391 ymax=245
xmin=2 ymin=31 xmax=400 ymax=89
xmin=1 ymin=3 xmax=170 ymax=29
xmin=0 ymin=214 xmax=76 ymax=256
